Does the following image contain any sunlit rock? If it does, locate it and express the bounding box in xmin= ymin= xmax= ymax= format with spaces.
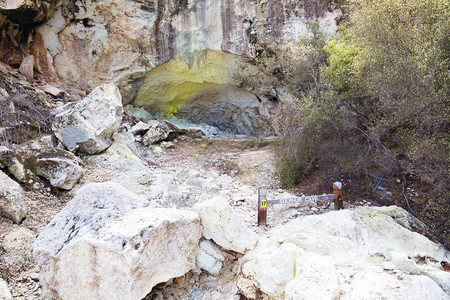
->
xmin=25 ymin=147 xmax=83 ymax=190
xmin=239 ymin=206 xmax=450 ymax=299
xmin=193 ymin=196 xmax=258 ymax=254
xmin=34 ymin=182 xmax=201 ymax=300
xmin=0 ymin=170 xmax=27 ymax=224
xmin=51 ymin=84 xmax=123 ymax=154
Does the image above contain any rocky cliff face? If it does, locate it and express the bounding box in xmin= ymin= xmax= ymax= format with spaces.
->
xmin=0 ymin=0 xmax=340 ymax=135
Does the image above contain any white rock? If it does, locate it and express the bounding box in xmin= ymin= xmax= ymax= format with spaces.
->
xmin=239 ymin=206 xmax=450 ymax=299
xmin=193 ymin=196 xmax=258 ymax=254
xmin=0 ymin=170 xmax=27 ymax=224
xmin=34 ymin=182 xmax=201 ymax=300
xmin=342 ymin=270 xmax=449 ymax=300
xmin=26 ymin=148 xmax=83 ymax=190
xmin=196 ymin=239 xmax=225 ymax=276
xmin=3 ymin=227 xmax=36 ymax=265
xmin=0 ymin=278 xmax=12 ymax=300
xmin=285 ymin=252 xmax=339 ymax=300
xmin=0 ymin=146 xmax=26 ymax=182
xmin=142 ymin=120 xmax=180 ymax=145
xmin=129 ymin=121 xmax=151 ymax=136
xmin=51 ymin=84 xmax=123 ymax=154
xmin=42 ymin=84 xmax=65 ymax=97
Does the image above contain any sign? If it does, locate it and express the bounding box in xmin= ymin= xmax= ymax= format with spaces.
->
xmin=257 ymin=182 xmax=343 ymax=226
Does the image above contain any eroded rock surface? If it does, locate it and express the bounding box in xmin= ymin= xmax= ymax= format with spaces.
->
xmin=26 ymin=147 xmax=83 ymax=190
xmin=0 ymin=146 xmax=26 ymax=183
xmin=51 ymin=84 xmax=123 ymax=154
xmin=33 ymin=182 xmax=201 ymax=300
xmin=238 ymin=206 xmax=450 ymax=299
xmin=194 ymin=196 xmax=258 ymax=254
xmin=0 ymin=170 xmax=27 ymax=224
xmin=0 ymin=278 xmax=12 ymax=300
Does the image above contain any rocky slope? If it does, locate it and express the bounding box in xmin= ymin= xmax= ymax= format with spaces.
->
xmin=1 ymin=1 xmax=449 ymax=299
xmin=0 ymin=76 xmax=449 ymax=299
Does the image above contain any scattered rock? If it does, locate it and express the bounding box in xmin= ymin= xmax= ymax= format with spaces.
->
xmin=129 ymin=121 xmax=151 ymax=136
xmin=196 ymin=239 xmax=225 ymax=276
xmin=193 ymin=196 xmax=258 ymax=253
xmin=34 ymin=182 xmax=201 ymax=300
xmin=19 ymin=55 xmax=34 ymax=82
xmin=42 ymin=85 xmax=64 ymax=97
xmin=0 ymin=146 xmax=26 ymax=182
xmin=142 ymin=120 xmax=180 ymax=145
xmin=25 ymin=148 xmax=83 ymax=190
xmin=0 ymin=170 xmax=27 ymax=224
xmin=3 ymin=227 xmax=36 ymax=265
xmin=51 ymin=84 xmax=123 ymax=154
xmin=0 ymin=278 xmax=12 ymax=300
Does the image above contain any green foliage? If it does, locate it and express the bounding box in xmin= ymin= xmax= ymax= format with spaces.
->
xmin=275 ymin=137 xmax=318 ymax=188
xmin=274 ymin=0 xmax=449 ymax=247
xmin=322 ymin=38 xmax=360 ymax=98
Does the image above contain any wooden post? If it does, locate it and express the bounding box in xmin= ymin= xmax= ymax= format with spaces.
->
xmin=333 ymin=182 xmax=343 ymax=210
xmin=258 ymin=187 xmax=268 ymax=226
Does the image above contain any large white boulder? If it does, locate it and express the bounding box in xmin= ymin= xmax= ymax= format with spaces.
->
xmin=34 ymin=182 xmax=201 ymax=300
xmin=0 ymin=170 xmax=27 ymax=224
xmin=52 ymin=84 xmax=123 ymax=154
xmin=0 ymin=278 xmax=12 ymax=300
xmin=26 ymin=148 xmax=83 ymax=190
xmin=238 ymin=206 xmax=450 ymax=299
xmin=193 ymin=196 xmax=258 ymax=254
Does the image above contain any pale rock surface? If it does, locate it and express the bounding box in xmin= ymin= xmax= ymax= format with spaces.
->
xmin=239 ymin=206 xmax=450 ymax=299
xmin=0 ymin=146 xmax=26 ymax=182
xmin=42 ymin=84 xmax=64 ymax=97
xmin=193 ymin=196 xmax=258 ymax=253
xmin=196 ymin=238 xmax=225 ymax=276
xmin=19 ymin=55 xmax=34 ymax=82
xmin=26 ymin=147 xmax=83 ymax=190
xmin=129 ymin=121 xmax=151 ymax=136
xmin=51 ymin=84 xmax=123 ymax=154
xmin=3 ymin=227 xmax=36 ymax=265
xmin=0 ymin=278 xmax=12 ymax=300
xmin=142 ymin=120 xmax=180 ymax=145
xmin=0 ymin=170 xmax=27 ymax=224
xmin=342 ymin=270 xmax=449 ymax=300
xmin=34 ymin=182 xmax=201 ymax=300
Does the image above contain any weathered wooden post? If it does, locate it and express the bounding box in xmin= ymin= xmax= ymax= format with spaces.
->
xmin=333 ymin=181 xmax=343 ymax=210
xmin=258 ymin=187 xmax=268 ymax=226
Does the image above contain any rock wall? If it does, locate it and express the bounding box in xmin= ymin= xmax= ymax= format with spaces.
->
xmin=1 ymin=0 xmax=341 ymax=135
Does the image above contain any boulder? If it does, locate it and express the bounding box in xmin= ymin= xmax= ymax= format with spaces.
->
xmin=25 ymin=147 xmax=83 ymax=190
xmin=0 ymin=170 xmax=27 ymax=224
xmin=51 ymin=84 xmax=123 ymax=154
xmin=196 ymin=239 xmax=225 ymax=276
xmin=238 ymin=206 xmax=450 ymax=299
xmin=0 ymin=278 xmax=12 ymax=300
xmin=193 ymin=196 xmax=258 ymax=254
xmin=129 ymin=121 xmax=151 ymax=136
xmin=34 ymin=182 xmax=201 ymax=300
xmin=0 ymin=146 xmax=26 ymax=182
xmin=19 ymin=55 xmax=34 ymax=82
xmin=42 ymin=84 xmax=65 ymax=97
xmin=3 ymin=227 xmax=36 ymax=265
xmin=142 ymin=120 xmax=180 ymax=145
